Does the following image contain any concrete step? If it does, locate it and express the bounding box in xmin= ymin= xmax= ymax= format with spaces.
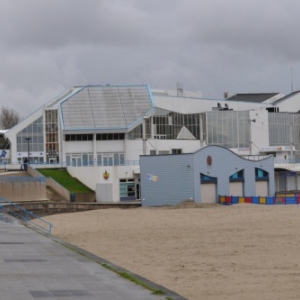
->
xmin=46 ymin=186 xmax=69 ymax=202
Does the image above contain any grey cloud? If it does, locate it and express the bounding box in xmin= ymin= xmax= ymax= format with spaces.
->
xmin=0 ymin=0 xmax=300 ymax=116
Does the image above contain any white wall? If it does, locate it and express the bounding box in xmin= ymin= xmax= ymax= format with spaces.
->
xmin=154 ymin=96 xmax=272 ymax=114
xmin=276 ymin=93 xmax=300 ymax=113
xmin=64 ymin=141 xmax=94 ymax=153
xmin=125 ymin=139 xmax=202 ymax=160
xmin=124 ymin=140 xmax=143 ymax=161
xmin=62 ymin=138 xmax=203 ymax=163
xmin=96 ymin=140 xmax=125 ymax=152
xmin=250 ymin=110 xmax=269 ymax=155
xmin=145 ymin=139 xmax=201 ymax=154
xmin=67 ymin=165 xmax=138 ymax=202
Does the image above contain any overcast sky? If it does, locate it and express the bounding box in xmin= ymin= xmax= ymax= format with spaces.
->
xmin=1 ymin=0 xmax=300 ymax=117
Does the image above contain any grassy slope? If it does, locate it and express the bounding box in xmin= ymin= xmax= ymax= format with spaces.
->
xmin=37 ymin=169 xmax=92 ymax=193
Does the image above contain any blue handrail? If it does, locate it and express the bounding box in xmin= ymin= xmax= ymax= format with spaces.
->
xmin=0 ymin=197 xmax=53 ymax=234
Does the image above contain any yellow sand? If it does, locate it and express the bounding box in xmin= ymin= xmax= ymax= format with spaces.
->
xmin=45 ymin=203 xmax=300 ymax=300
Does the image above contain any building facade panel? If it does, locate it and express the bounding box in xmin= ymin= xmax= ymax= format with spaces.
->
xmin=141 ymin=146 xmax=275 ymax=206
xmin=141 ymin=154 xmax=194 ymax=206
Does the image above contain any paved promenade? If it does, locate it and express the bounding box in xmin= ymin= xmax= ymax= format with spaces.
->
xmin=0 ymin=214 xmax=186 ymax=300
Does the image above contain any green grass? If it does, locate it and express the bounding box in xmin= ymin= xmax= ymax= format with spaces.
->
xmin=37 ymin=168 xmax=92 ymax=193
xmin=101 ymin=263 xmax=166 ymax=296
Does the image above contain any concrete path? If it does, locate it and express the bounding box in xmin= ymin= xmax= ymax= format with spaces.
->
xmin=0 ymin=214 xmax=186 ymax=300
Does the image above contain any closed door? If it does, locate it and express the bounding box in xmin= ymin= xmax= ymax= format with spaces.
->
xmin=201 ymin=183 xmax=217 ymax=204
xmin=256 ymin=181 xmax=268 ymax=197
xmin=230 ymin=182 xmax=243 ymax=196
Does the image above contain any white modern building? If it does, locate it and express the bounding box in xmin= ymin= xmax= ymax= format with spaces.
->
xmin=3 ymin=85 xmax=300 ymax=202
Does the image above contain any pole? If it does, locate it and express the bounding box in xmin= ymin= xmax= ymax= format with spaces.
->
xmin=25 ymin=137 xmax=31 ymax=164
xmin=291 ymin=68 xmax=294 ymax=93
xmin=142 ymin=117 xmax=147 ymax=155
xmin=290 ymin=123 xmax=293 ymax=163
xmin=200 ymin=113 xmax=203 ymax=148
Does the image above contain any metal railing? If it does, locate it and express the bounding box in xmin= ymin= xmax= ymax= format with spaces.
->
xmin=3 ymin=160 xmax=140 ymax=169
xmin=275 ymin=158 xmax=300 ymax=164
xmin=0 ymin=197 xmax=53 ymax=234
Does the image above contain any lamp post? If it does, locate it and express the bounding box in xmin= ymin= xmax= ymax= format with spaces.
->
xmin=248 ymin=119 xmax=256 ymax=156
xmin=25 ymin=137 xmax=31 ymax=164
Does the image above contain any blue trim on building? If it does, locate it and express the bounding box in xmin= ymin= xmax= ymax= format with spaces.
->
xmin=147 ymin=84 xmax=156 ymax=108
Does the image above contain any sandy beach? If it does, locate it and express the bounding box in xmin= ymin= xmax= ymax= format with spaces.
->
xmin=45 ymin=203 xmax=300 ymax=300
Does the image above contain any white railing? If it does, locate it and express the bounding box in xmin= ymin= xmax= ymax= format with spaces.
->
xmin=6 ymin=160 xmax=141 ymax=169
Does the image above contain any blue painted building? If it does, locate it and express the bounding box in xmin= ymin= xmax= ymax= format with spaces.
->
xmin=140 ymin=145 xmax=275 ymax=206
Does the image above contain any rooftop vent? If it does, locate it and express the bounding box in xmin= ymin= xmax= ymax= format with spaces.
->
xmin=176 ymin=82 xmax=184 ymax=96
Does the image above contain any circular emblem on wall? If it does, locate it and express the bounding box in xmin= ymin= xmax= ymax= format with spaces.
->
xmin=103 ymin=170 xmax=110 ymax=180
xmin=207 ymin=155 xmax=212 ymax=166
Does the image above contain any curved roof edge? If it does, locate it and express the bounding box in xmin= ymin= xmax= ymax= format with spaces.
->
xmin=196 ymin=145 xmax=274 ymax=162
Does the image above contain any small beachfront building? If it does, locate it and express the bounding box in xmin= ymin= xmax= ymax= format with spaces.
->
xmin=140 ymin=145 xmax=275 ymax=206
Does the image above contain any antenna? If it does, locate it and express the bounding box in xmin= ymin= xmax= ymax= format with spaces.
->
xmin=291 ymin=68 xmax=294 ymax=93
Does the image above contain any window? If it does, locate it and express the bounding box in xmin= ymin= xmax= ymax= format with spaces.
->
xmin=96 ymin=133 xmax=125 ymax=140
xmin=206 ymin=111 xmax=250 ymax=148
xmin=201 ymin=173 xmax=217 ymax=183
xmin=114 ymin=153 xmax=124 ymax=165
xmin=82 ymin=154 xmax=94 ymax=166
xmin=97 ymin=152 xmax=125 ymax=166
xmin=172 ymin=149 xmax=182 ymax=154
xmin=66 ymin=152 xmax=125 ymax=166
xmin=127 ymin=109 xmax=201 ymax=140
xmin=119 ymin=179 xmax=137 ymax=201
xmin=45 ymin=110 xmax=59 ymax=163
xmin=255 ymin=168 xmax=269 ymax=179
xmin=158 ymin=150 xmax=169 ymax=154
xmin=17 ymin=116 xmax=44 ymax=153
xmin=65 ymin=134 xmax=93 ymax=141
xmin=230 ymin=170 xmax=244 ymax=182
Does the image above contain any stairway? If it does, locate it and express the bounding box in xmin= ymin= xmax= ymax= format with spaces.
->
xmin=46 ymin=186 xmax=69 ymax=202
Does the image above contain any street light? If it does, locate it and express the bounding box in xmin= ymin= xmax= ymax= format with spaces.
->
xmin=25 ymin=137 xmax=31 ymax=164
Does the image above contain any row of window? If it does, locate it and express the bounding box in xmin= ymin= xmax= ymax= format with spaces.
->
xmin=150 ymin=149 xmax=182 ymax=155
xmin=66 ymin=152 xmax=125 ymax=166
xmin=65 ymin=133 xmax=125 ymax=141
xmin=201 ymin=168 xmax=269 ymax=183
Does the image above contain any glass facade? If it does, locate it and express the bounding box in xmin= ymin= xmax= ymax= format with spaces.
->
xmin=45 ymin=110 xmax=59 ymax=162
xmin=206 ymin=111 xmax=250 ymax=148
xmin=128 ymin=108 xmax=201 ymax=140
xmin=17 ymin=116 xmax=44 ymax=153
xmin=269 ymin=113 xmax=300 ymax=151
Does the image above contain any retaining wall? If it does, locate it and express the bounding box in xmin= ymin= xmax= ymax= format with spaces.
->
xmin=0 ymin=177 xmax=46 ymax=201
xmin=10 ymin=201 xmax=141 ymax=216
